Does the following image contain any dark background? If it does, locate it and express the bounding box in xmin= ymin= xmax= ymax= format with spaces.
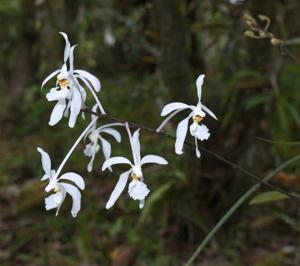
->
xmin=1 ymin=0 xmax=300 ymax=265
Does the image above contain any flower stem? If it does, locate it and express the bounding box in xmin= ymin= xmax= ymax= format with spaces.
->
xmin=81 ymin=107 xmax=300 ymax=201
xmin=55 ymin=118 xmax=97 ymax=179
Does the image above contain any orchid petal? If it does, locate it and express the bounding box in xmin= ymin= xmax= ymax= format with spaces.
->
xmin=59 ymin=32 xmax=71 ymax=63
xmin=60 ymin=183 xmax=82 ymax=217
xmin=59 ymin=172 xmax=85 ymax=190
xmin=75 ymin=75 xmax=105 ymax=114
xmin=102 ymin=156 xmax=132 ymax=171
xmin=196 ymin=74 xmax=205 ymax=102
xmin=37 ymin=147 xmax=51 ymax=176
xmin=41 ymin=69 xmax=60 ymax=89
xmin=49 ymin=99 xmax=66 ymax=126
xmin=106 ymin=170 xmax=131 ymax=209
xmin=101 ymin=128 xmax=121 ymax=143
xmin=201 ymin=104 xmax=217 ymax=120
xmin=139 ymin=199 xmax=145 ymax=209
xmin=195 ymin=137 xmax=201 ymax=158
xmin=87 ymin=151 xmax=96 ymax=172
xmin=175 ymin=115 xmax=191 ymax=155
xmin=161 ymin=102 xmax=190 ymax=116
xmin=46 ymin=87 xmax=69 ymax=101
xmin=132 ymin=129 xmax=141 ymax=164
xmin=100 ymin=137 xmax=111 ymax=161
xmin=74 ymin=70 xmax=101 ymax=92
xmin=140 ymin=155 xmax=168 ymax=166
xmin=69 ymin=45 xmax=77 ymax=71
xmin=68 ymin=88 xmax=82 ymax=128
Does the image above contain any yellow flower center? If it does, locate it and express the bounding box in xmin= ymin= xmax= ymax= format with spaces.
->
xmin=54 ymin=186 xmax=60 ymax=193
xmin=58 ymin=78 xmax=69 ymax=89
xmin=193 ymin=115 xmax=203 ymax=124
xmin=131 ymin=173 xmax=141 ymax=181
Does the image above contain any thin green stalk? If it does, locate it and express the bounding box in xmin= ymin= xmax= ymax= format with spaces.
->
xmin=185 ymin=154 xmax=300 ymax=266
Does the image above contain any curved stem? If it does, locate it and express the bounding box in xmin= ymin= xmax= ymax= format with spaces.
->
xmin=185 ymin=153 xmax=300 ymax=266
xmin=55 ymin=118 xmax=97 ymax=179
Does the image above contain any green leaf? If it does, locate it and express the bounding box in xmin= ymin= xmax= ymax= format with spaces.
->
xmin=244 ymin=93 xmax=269 ymax=110
xmin=249 ymin=191 xmax=289 ymax=205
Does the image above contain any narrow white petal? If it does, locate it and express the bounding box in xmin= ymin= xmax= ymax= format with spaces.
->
xmin=68 ymin=88 xmax=82 ymax=128
xmin=156 ymin=108 xmax=184 ymax=133
xmin=37 ymin=147 xmax=51 ymax=176
xmin=175 ymin=115 xmax=191 ymax=155
xmin=201 ymin=104 xmax=218 ymax=120
xmin=87 ymin=152 xmax=96 ymax=172
xmin=74 ymin=70 xmax=101 ymax=92
xmin=195 ymin=137 xmax=201 ymax=158
xmin=64 ymin=100 xmax=71 ymax=117
xmin=100 ymin=137 xmax=111 ymax=161
xmin=69 ymin=45 xmax=77 ymax=71
xmin=41 ymin=70 xmax=60 ymax=89
xmin=140 ymin=155 xmax=168 ymax=166
xmin=106 ymin=170 xmax=131 ymax=209
xmin=59 ymin=172 xmax=85 ymax=190
xmin=49 ymin=99 xmax=66 ymax=126
xmin=102 ymin=156 xmax=132 ymax=171
xmin=101 ymin=128 xmax=121 ymax=143
xmin=41 ymin=174 xmax=49 ymax=181
xmin=59 ymin=32 xmax=71 ymax=63
xmin=196 ymin=74 xmax=205 ymax=102
xmin=75 ymin=75 xmax=105 ymax=114
xmin=139 ymin=199 xmax=145 ymax=209
xmin=60 ymin=183 xmax=82 ymax=217
xmin=161 ymin=102 xmax=190 ymax=116
xmin=132 ymin=129 xmax=141 ymax=163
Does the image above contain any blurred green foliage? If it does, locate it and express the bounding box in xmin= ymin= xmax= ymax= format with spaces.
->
xmin=1 ymin=0 xmax=300 ymax=265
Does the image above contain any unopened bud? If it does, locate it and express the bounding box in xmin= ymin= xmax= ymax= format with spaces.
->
xmin=258 ymin=14 xmax=270 ymax=22
xmin=258 ymin=30 xmax=267 ymax=38
xmin=244 ymin=30 xmax=255 ymax=38
xmin=270 ymin=38 xmax=283 ymax=45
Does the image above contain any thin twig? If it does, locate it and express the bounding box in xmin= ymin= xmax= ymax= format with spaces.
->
xmin=81 ymin=108 xmax=300 ymax=201
xmin=255 ymin=136 xmax=300 ymax=146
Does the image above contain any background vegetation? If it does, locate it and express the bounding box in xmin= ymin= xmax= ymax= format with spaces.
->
xmin=1 ymin=0 xmax=300 ymax=265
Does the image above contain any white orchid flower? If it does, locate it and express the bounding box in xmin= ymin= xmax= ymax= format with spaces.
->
xmin=102 ymin=123 xmax=168 ymax=209
xmin=37 ymin=147 xmax=85 ymax=217
xmin=156 ymin=74 xmax=217 ymax=158
xmin=41 ymin=32 xmax=105 ymax=128
xmin=83 ymin=122 xmax=122 ymax=172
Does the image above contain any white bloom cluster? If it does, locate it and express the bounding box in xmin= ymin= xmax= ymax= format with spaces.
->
xmin=41 ymin=32 xmax=105 ymax=128
xmin=37 ymin=33 xmax=217 ymax=217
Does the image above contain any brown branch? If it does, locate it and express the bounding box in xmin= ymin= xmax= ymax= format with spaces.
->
xmin=81 ymin=108 xmax=300 ymax=201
